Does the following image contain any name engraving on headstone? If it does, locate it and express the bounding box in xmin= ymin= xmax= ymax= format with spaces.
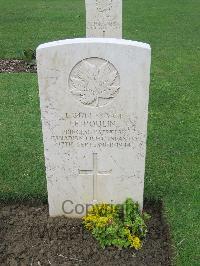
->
xmin=87 ymin=21 xmax=121 ymax=32
xmin=50 ymin=112 xmax=145 ymax=157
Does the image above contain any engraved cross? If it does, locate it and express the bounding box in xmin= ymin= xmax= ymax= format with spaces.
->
xmin=79 ymin=153 xmax=112 ymax=200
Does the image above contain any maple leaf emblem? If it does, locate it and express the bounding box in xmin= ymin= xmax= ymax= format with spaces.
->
xmin=69 ymin=58 xmax=120 ymax=107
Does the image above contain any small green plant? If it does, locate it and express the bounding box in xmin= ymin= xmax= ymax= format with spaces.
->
xmin=18 ymin=48 xmax=36 ymax=66
xmin=82 ymin=198 xmax=150 ymax=250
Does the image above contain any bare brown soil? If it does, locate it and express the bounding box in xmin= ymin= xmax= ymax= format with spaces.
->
xmin=0 ymin=200 xmax=171 ymax=266
xmin=0 ymin=59 xmax=36 ymax=73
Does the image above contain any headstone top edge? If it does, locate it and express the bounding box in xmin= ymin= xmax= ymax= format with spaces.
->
xmin=36 ymin=38 xmax=151 ymax=52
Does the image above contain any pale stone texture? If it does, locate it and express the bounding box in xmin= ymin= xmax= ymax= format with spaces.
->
xmin=85 ymin=0 xmax=122 ymax=38
xmin=37 ymin=38 xmax=151 ymax=217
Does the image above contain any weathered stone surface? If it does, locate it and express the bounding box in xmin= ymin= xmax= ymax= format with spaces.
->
xmin=85 ymin=0 xmax=122 ymax=38
xmin=37 ymin=38 xmax=151 ymax=217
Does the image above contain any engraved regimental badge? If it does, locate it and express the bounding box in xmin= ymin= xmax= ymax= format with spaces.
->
xmin=69 ymin=57 xmax=120 ymax=107
xmin=96 ymin=0 xmax=113 ymax=12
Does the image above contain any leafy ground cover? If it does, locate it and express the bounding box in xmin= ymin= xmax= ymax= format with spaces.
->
xmin=0 ymin=0 xmax=200 ymax=265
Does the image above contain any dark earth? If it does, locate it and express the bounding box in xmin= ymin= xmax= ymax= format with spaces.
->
xmin=0 ymin=59 xmax=36 ymax=73
xmin=0 ymin=200 xmax=172 ymax=266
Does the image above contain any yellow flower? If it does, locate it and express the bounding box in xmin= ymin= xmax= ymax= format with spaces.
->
xmin=82 ymin=213 xmax=112 ymax=230
xmin=131 ymin=236 xmax=142 ymax=250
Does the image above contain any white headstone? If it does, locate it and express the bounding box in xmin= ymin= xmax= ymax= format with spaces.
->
xmin=37 ymin=38 xmax=151 ymax=217
xmin=85 ymin=0 xmax=122 ymax=38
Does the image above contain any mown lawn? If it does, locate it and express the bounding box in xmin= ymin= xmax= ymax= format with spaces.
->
xmin=0 ymin=74 xmax=46 ymax=200
xmin=0 ymin=0 xmax=200 ymax=265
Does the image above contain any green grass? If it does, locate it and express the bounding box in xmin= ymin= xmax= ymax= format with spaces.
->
xmin=0 ymin=0 xmax=200 ymax=265
xmin=0 ymin=0 xmax=85 ymax=58
xmin=0 ymin=74 xmax=46 ymax=200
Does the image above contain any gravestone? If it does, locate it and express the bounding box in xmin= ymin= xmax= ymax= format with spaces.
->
xmin=85 ymin=0 xmax=122 ymax=38
xmin=37 ymin=2 xmax=151 ymax=218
